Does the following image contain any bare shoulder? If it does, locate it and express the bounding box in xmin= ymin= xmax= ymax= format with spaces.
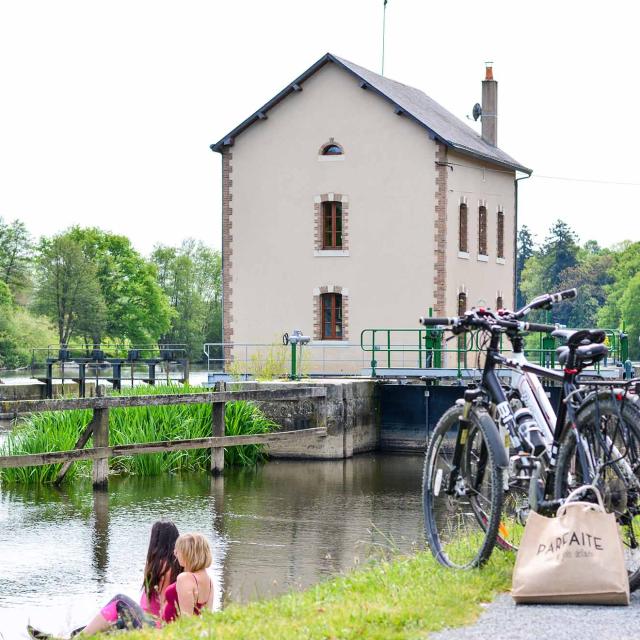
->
xmin=176 ymin=572 xmax=194 ymax=586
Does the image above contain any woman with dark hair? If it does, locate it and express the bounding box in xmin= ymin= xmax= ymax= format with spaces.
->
xmin=28 ymin=520 xmax=181 ymax=638
xmin=139 ymin=519 xmax=183 ymax=620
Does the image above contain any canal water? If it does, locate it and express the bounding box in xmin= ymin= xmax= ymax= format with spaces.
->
xmin=0 ymin=453 xmax=425 ymax=639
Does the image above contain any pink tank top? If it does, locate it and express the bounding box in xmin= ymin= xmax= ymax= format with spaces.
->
xmin=162 ymin=573 xmax=211 ymax=623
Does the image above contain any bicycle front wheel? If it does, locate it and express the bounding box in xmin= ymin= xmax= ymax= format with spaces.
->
xmin=423 ymin=404 xmax=505 ymax=568
xmin=554 ymin=391 xmax=640 ymax=591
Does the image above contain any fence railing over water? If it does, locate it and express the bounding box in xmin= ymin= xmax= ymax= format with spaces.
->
xmin=0 ymin=386 xmax=327 ymax=488
xmin=360 ymin=327 xmax=629 ymax=378
xmin=29 ymin=343 xmax=190 ymax=397
xmin=203 ymin=342 xmax=366 ymax=377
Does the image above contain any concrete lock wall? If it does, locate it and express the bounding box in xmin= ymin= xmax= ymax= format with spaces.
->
xmin=225 ymin=380 xmax=380 ymax=459
xmin=0 ymin=382 xmax=97 ymax=419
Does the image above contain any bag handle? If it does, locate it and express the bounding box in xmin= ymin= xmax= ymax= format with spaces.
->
xmin=558 ymin=484 xmax=605 ymax=516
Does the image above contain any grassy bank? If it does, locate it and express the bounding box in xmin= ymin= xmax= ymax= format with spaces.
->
xmin=125 ymin=551 xmax=513 ymax=640
xmin=0 ymin=385 xmax=279 ymax=484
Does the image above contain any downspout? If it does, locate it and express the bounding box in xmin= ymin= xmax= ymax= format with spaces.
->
xmin=514 ymin=172 xmax=532 ymax=306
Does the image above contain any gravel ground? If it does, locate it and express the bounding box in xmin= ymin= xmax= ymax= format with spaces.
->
xmin=430 ymin=591 xmax=640 ymax=640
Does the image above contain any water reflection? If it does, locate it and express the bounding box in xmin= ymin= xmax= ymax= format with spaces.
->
xmin=0 ymin=453 xmax=424 ymax=639
xmin=92 ymin=490 xmax=109 ymax=581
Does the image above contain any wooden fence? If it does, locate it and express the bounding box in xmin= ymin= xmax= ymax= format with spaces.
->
xmin=0 ymin=386 xmax=328 ymax=488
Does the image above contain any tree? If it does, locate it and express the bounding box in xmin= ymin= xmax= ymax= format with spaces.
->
xmin=67 ymin=227 xmax=173 ymax=345
xmin=555 ymin=251 xmax=613 ymax=328
xmin=32 ymin=235 xmax=106 ymax=345
xmin=598 ymin=241 xmax=640 ymax=358
xmin=516 ymin=225 xmax=535 ymax=308
xmin=0 ymin=217 xmax=32 ymax=301
xmin=151 ymin=240 xmax=222 ymax=360
xmin=539 ymin=220 xmax=580 ymax=289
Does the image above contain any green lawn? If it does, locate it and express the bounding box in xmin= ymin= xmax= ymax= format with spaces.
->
xmin=125 ymin=550 xmax=513 ymax=640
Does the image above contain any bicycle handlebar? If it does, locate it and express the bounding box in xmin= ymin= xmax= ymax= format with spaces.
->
xmin=419 ymin=317 xmax=457 ymax=327
xmin=516 ymin=288 xmax=577 ymax=317
xmin=419 ymin=312 xmax=558 ymax=335
xmin=418 ymin=288 xmax=575 ymax=333
xmin=521 ymin=322 xmax=557 ymax=333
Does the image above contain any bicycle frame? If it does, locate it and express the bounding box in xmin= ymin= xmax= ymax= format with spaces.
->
xmin=470 ymin=327 xmax=640 ymax=513
xmin=462 ymin=327 xmax=585 ymax=508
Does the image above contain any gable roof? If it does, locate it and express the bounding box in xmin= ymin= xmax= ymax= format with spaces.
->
xmin=210 ymin=53 xmax=532 ymax=175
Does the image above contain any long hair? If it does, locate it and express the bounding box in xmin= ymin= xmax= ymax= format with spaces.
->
xmin=142 ymin=520 xmax=181 ymax=600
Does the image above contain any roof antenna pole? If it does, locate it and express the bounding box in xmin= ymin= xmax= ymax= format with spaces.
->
xmin=381 ymin=0 xmax=388 ymax=76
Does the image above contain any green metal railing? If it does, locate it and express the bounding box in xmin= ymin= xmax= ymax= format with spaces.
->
xmin=360 ymin=325 xmax=628 ymax=378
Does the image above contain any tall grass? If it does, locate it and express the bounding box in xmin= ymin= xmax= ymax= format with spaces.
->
xmin=0 ymin=385 xmax=279 ymax=485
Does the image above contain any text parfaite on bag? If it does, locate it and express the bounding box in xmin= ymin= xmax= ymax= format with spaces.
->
xmin=512 ymin=486 xmax=630 ymax=606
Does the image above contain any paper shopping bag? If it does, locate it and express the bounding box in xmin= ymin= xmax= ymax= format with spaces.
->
xmin=512 ymin=486 xmax=629 ymax=605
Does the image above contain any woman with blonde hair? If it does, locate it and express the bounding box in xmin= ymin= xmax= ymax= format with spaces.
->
xmin=162 ymin=532 xmax=214 ymax=622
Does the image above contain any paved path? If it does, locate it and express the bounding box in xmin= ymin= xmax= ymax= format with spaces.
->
xmin=430 ymin=591 xmax=640 ymax=640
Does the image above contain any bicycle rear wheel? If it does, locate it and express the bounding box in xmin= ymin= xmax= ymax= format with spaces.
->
xmin=423 ymin=404 xmax=505 ymax=568
xmin=554 ymin=391 xmax=640 ymax=591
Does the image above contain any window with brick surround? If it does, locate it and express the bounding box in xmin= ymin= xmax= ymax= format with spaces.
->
xmin=459 ymin=203 xmax=468 ymax=253
xmin=478 ymin=206 xmax=488 ymax=255
xmin=321 ymin=293 xmax=342 ymax=339
xmin=322 ymin=201 xmax=343 ymax=249
xmin=497 ymin=210 xmax=505 ymax=259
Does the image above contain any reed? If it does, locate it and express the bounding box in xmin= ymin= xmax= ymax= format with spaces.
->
xmin=0 ymin=385 xmax=279 ymax=485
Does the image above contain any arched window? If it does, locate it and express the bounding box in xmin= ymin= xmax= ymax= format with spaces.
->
xmin=496 ymin=295 xmax=503 ymax=310
xmin=321 ymin=144 xmax=343 ymax=156
xmin=459 ymin=203 xmax=468 ymax=253
xmin=478 ymin=206 xmax=488 ymax=255
xmin=322 ymin=201 xmax=343 ymax=249
xmin=497 ymin=210 xmax=505 ymax=259
xmin=321 ymin=293 xmax=342 ymax=339
xmin=457 ymin=292 xmax=467 ymax=316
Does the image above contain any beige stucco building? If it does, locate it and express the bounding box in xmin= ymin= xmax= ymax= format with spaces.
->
xmin=211 ymin=54 xmax=531 ymax=372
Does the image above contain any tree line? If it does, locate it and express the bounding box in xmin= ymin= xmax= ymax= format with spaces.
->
xmin=517 ymin=220 xmax=640 ymax=358
xmin=0 ymin=218 xmax=221 ymax=368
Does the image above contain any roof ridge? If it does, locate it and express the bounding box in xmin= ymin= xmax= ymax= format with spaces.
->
xmin=211 ymin=52 xmax=531 ymax=175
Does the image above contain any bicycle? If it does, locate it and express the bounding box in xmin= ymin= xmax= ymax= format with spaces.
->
xmin=419 ymin=291 xmax=640 ymax=588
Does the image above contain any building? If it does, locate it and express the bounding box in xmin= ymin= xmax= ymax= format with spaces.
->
xmin=210 ymin=53 xmax=531 ymax=372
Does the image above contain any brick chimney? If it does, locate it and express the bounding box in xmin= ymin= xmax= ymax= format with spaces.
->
xmin=481 ymin=62 xmax=497 ymax=146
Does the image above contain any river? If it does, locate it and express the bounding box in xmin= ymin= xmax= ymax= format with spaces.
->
xmin=0 ymin=453 xmax=425 ymax=639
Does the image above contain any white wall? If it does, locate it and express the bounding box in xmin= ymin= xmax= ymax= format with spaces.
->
xmin=229 ymin=62 xmax=437 ymax=357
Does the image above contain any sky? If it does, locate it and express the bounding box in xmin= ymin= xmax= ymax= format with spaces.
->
xmin=1 ymin=0 xmax=639 ymax=256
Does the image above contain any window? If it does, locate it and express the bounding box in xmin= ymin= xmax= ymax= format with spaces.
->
xmin=321 ymin=293 xmax=342 ymax=339
xmin=459 ymin=203 xmax=468 ymax=253
xmin=496 ymin=295 xmax=503 ymax=310
xmin=457 ymin=292 xmax=467 ymax=316
xmin=322 ymin=201 xmax=343 ymax=249
xmin=497 ymin=210 xmax=504 ymax=259
xmin=321 ymin=144 xmax=343 ymax=155
xmin=478 ymin=205 xmax=487 ymax=255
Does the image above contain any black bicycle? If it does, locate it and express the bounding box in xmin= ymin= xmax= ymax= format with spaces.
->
xmin=420 ymin=291 xmax=640 ymax=588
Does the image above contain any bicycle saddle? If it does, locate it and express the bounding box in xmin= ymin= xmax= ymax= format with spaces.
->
xmin=556 ymin=343 xmax=608 ymax=367
xmin=551 ymin=328 xmax=606 ymax=347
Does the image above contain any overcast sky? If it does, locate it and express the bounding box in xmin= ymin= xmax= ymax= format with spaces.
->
xmin=1 ymin=0 xmax=638 ymax=255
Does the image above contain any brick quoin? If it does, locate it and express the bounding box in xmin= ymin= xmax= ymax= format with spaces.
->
xmin=432 ymin=143 xmax=448 ymax=315
xmin=222 ymin=150 xmax=234 ymax=363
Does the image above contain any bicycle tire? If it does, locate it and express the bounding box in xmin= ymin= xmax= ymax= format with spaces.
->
xmin=423 ymin=404 xmax=505 ymax=568
xmin=554 ymin=391 xmax=640 ymax=591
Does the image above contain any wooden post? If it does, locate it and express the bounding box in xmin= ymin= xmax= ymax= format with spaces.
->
xmin=211 ymin=381 xmax=225 ymax=476
xmin=92 ymin=386 xmax=109 ymax=489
